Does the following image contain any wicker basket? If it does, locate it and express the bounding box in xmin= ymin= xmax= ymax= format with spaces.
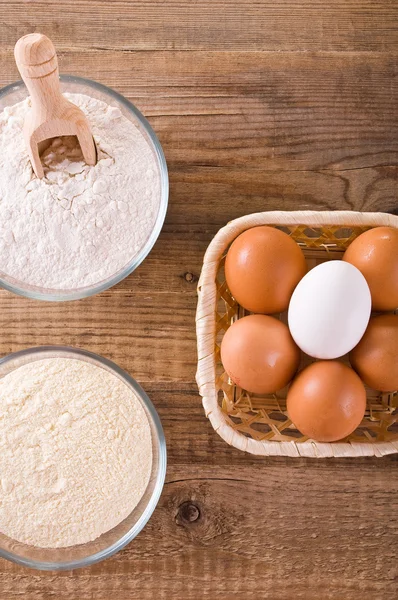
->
xmin=196 ymin=211 xmax=398 ymax=458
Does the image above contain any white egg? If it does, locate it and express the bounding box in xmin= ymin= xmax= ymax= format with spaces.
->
xmin=288 ymin=261 xmax=371 ymax=359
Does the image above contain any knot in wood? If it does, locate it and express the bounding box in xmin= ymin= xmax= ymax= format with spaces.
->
xmin=177 ymin=501 xmax=200 ymax=523
xmin=184 ymin=272 xmax=197 ymax=283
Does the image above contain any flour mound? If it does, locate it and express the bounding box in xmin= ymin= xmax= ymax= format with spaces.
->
xmin=0 ymin=357 xmax=152 ymax=548
xmin=0 ymin=93 xmax=161 ymax=289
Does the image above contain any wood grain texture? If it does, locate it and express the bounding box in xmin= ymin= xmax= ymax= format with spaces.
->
xmin=0 ymin=0 xmax=397 ymax=598
xmin=0 ymin=460 xmax=397 ymax=599
xmin=0 ymin=0 xmax=397 ymax=52
xmin=2 ymin=50 xmax=397 ymax=174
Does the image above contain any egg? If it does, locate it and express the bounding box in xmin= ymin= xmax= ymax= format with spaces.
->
xmin=225 ymin=226 xmax=307 ymax=314
xmin=287 ymin=361 xmax=366 ymax=442
xmin=350 ymin=314 xmax=398 ymax=392
xmin=288 ymin=261 xmax=371 ymax=359
xmin=343 ymin=226 xmax=398 ymax=311
xmin=220 ymin=314 xmax=300 ymax=394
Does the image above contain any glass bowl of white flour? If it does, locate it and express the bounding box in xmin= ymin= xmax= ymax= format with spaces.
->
xmin=0 ymin=76 xmax=168 ymax=301
xmin=0 ymin=346 xmax=166 ymax=569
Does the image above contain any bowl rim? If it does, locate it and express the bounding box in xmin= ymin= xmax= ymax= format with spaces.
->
xmin=0 ymin=75 xmax=169 ymax=302
xmin=0 ymin=345 xmax=167 ymax=570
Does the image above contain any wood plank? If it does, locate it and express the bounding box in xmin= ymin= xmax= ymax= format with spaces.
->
xmin=0 ymin=0 xmax=396 ymax=52
xmin=2 ymin=50 xmax=396 ymax=173
xmin=0 ymin=461 xmax=396 ymax=599
xmin=0 ymin=283 xmax=198 ymax=384
xmin=167 ymin=167 xmax=398 ymax=229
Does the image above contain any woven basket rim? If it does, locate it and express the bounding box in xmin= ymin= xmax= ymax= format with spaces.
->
xmin=196 ymin=210 xmax=398 ymax=458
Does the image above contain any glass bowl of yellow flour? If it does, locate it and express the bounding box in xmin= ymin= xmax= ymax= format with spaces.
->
xmin=0 ymin=76 xmax=168 ymax=301
xmin=0 ymin=346 xmax=166 ymax=570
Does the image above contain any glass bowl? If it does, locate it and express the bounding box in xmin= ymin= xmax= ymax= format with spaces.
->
xmin=0 ymin=76 xmax=169 ymax=301
xmin=0 ymin=346 xmax=167 ymax=570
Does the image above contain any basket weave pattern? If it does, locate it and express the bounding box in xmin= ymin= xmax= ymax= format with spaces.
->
xmin=196 ymin=211 xmax=398 ymax=458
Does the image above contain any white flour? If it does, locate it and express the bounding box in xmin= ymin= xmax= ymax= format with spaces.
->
xmin=0 ymin=93 xmax=161 ymax=290
xmin=0 ymin=357 xmax=152 ymax=548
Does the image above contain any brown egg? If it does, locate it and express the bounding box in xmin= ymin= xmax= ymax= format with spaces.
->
xmin=343 ymin=226 xmax=398 ymax=311
xmin=287 ymin=361 xmax=366 ymax=442
xmin=220 ymin=314 xmax=300 ymax=394
xmin=350 ymin=314 xmax=398 ymax=392
xmin=225 ymin=226 xmax=307 ymax=314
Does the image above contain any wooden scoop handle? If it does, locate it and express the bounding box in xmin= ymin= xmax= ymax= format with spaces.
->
xmin=14 ymin=33 xmax=97 ymax=178
xmin=14 ymin=33 xmax=63 ymax=115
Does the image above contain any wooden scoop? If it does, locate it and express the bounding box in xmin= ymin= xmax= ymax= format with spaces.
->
xmin=14 ymin=33 xmax=97 ymax=179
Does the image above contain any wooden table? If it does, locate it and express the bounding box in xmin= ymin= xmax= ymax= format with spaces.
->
xmin=0 ymin=2 xmax=397 ymax=598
